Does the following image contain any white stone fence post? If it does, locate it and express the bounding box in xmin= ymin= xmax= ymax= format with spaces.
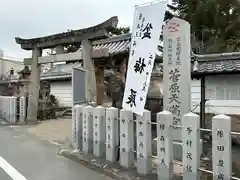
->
xmin=71 ymin=106 xmax=235 ymax=180
xmin=19 ymin=96 xmax=27 ymax=123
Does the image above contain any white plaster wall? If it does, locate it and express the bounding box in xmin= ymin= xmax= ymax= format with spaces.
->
xmin=0 ymin=59 xmax=24 ymax=79
xmin=191 ymin=75 xmax=240 ymax=115
xmin=48 ymin=74 xmax=240 ymax=114
xmin=50 ymin=81 xmax=72 ymax=107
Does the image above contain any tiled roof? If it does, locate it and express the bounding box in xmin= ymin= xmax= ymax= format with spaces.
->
xmin=194 ymin=59 xmax=240 ymax=73
xmin=90 ymin=34 xmax=240 ymax=76
xmin=89 ymin=33 xmax=162 ymax=57
xmin=96 ymin=35 xmax=240 ymax=75
xmin=92 ymin=33 xmax=131 ymax=55
xmin=192 ymin=53 xmax=240 ymax=75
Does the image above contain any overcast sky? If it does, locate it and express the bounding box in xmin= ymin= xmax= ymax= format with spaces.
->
xmin=0 ymin=0 xmax=169 ymax=60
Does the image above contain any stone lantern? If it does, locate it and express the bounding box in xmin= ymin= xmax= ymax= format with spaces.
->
xmin=17 ymin=66 xmax=31 ymax=97
xmin=145 ymin=64 xmax=163 ymax=123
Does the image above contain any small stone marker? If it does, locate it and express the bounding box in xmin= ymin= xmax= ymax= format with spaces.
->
xmin=76 ymin=105 xmax=83 ymax=150
xmin=182 ymin=112 xmax=200 ymax=180
xmin=82 ymin=106 xmax=94 ymax=154
xmin=19 ymin=96 xmax=26 ymax=123
xmin=212 ymin=114 xmax=231 ymax=180
xmin=105 ymin=107 xmax=119 ymax=162
xmin=72 ymin=105 xmax=77 ymax=149
xmin=120 ymin=109 xmax=134 ymax=168
xmin=93 ymin=106 xmax=106 ymax=157
xmin=136 ymin=110 xmax=152 ymax=175
xmin=157 ymin=111 xmax=173 ymax=180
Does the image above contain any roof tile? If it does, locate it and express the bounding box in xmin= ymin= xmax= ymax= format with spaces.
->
xmin=193 ymin=59 xmax=240 ymax=74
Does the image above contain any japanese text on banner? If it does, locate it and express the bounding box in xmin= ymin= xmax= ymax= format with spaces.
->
xmin=122 ymin=1 xmax=167 ymax=115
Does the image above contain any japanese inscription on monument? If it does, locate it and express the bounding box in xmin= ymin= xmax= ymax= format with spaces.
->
xmin=157 ymin=111 xmax=173 ymax=179
xmin=183 ymin=127 xmax=194 ymax=173
xmin=123 ymin=1 xmax=167 ymax=115
xmin=136 ymin=110 xmax=151 ymax=171
xmin=212 ymin=115 xmax=232 ymax=180
xmin=163 ymin=17 xmax=191 ymax=140
xmin=182 ymin=113 xmax=200 ymax=180
xmin=158 ymin=121 xmax=167 ymax=165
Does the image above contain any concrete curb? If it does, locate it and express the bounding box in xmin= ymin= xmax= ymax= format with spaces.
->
xmin=60 ymin=151 xmax=129 ymax=180
xmin=58 ymin=144 xmax=181 ymax=180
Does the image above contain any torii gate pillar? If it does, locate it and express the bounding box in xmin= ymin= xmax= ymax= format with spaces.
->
xmin=82 ymin=40 xmax=97 ymax=103
xmin=27 ymin=48 xmax=42 ymax=123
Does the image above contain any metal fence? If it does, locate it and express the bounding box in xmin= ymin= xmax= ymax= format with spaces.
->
xmin=0 ymin=96 xmax=26 ymax=124
xmin=72 ymin=105 xmax=240 ymax=180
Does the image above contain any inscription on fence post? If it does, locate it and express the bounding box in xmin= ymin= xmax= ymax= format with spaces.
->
xmin=72 ymin=105 xmax=77 ymax=149
xmin=19 ymin=96 xmax=26 ymax=123
xmin=157 ymin=111 xmax=173 ymax=180
xmin=76 ymin=105 xmax=83 ymax=150
xmin=182 ymin=112 xmax=200 ymax=180
xmin=212 ymin=114 xmax=231 ymax=180
xmin=120 ymin=109 xmax=134 ymax=168
xmin=93 ymin=106 xmax=106 ymax=157
xmin=106 ymin=107 xmax=119 ymax=162
xmin=82 ymin=106 xmax=94 ymax=154
xmin=136 ymin=110 xmax=152 ymax=175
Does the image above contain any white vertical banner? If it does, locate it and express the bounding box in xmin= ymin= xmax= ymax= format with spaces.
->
xmin=163 ymin=17 xmax=191 ymax=140
xmin=122 ymin=0 xmax=167 ymax=115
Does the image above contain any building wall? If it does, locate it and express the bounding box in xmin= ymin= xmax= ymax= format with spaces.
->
xmin=0 ymin=59 xmax=24 ymax=79
xmin=50 ymin=81 xmax=72 ymax=107
xmin=48 ymin=74 xmax=240 ymax=115
xmin=191 ymin=74 xmax=240 ymax=115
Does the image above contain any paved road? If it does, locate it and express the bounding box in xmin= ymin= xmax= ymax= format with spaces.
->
xmin=0 ymin=124 xmax=113 ymax=180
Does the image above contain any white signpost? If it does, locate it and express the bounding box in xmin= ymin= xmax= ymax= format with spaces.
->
xmin=163 ymin=18 xmax=191 ymax=145
xmin=122 ymin=0 xmax=167 ymax=116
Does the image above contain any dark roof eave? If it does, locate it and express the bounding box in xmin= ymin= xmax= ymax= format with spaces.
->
xmin=45 ymin=77 xmax=71 ymax=82
xmin=193 ymin=52 xmax=240 ymax=62
xmin=15 ymin=16 xmax=118 ymax=50
xmin=93 ymin=33 xmax=131 ymax=45
xmin=191 ymin=70 xmax=240 ymax=78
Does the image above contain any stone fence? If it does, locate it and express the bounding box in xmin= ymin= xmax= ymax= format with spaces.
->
xmin=71 ymin=105 xmax=238 ymax=179
xmin=0 ymin=96 xmax=26 ymax=124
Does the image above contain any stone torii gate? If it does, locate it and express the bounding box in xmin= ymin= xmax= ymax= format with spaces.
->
xmin=15 ymin=16 xmax=118 ymax=123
